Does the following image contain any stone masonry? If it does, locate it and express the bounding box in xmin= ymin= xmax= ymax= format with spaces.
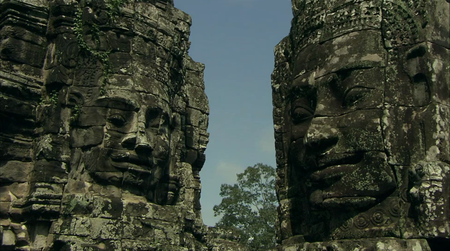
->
xmin=0 ymin=1 xmax=244 ymax=250
xmin=272 ymin=0 xmax=449 ymax=250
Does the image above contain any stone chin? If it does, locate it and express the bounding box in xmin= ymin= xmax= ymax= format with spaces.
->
xmin=310 ymin=189 xmax=378 ymax=209
xmin=301 ymin=152 xmax=397 ymax=209
xmin=85 ymin=147 xmax=174 ymax=203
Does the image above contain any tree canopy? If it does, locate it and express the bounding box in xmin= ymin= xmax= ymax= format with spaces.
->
xmin=213 ymin=163 xmax=277 ymax=250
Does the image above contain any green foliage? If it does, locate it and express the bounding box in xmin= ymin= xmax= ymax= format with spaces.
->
xmin=70 ymin=105 xmax=81 ymax=122
xmin=73 ymin=6 xmax=88 ymax=51
xmin=49 ymin=90 xmax=59 ymax=107
xmin=40 ymin=90 xmax=59 ymax=107
xmin=73 ymin=0 xmax=125 ymax=95
xmin=106 ymin=0 xmax=128 ymax=18
xmin=213 ymin=163 xmax=277 ymax=250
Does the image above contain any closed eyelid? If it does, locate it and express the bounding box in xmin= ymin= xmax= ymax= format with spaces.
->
xmin=291 ymin=97 xmax=316 ymax=124
xmin=318 ymin=73 xmax=339 ymax=85
xmin=109 ymin=114 xmax=125 ymax=120
xmin=291 ymin=106 xmax=314 ymax=124
xmin=145 ymin=108 xmax=171 ymax=128
xmin=343 ymin=86 xmax=375 ymax=97
xmin=294 ymin=103 xmax=315 ymax=113
xmin=292 ymin=96 xmax=315 ymax=109
xmin=342 ymin=86 xmax=375 ymax=107
xmin=108 ymin=113 xmax=127 ymax=127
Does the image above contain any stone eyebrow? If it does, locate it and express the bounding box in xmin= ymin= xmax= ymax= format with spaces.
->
xmin=96 ymin=97 xmax=137 ymax=111
xmin=336 ymin=60 xmax=384 ymax=73
xmin=289 ymin=84 xmax=316 ymax=101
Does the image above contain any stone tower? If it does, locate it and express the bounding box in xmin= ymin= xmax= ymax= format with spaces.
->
xmin=272 ymin=0 xmax=449 ymax=250
xmin=0 ymin=0 xmax=225 ymax=250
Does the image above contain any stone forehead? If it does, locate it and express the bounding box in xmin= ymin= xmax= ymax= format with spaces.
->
xmin=290 ymin=0 xmax=427 ymax=47
xmin=291 ymin=0 xmax=382 ymax=43
xmin=97 ymin=91 xmax=171 ymax=111
xmin=106 ymin=74 xmax=171 ymax=101
xmin=291 ymin=30 xmax=386 ymax=81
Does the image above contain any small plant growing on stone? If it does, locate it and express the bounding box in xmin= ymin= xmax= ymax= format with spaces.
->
xmin=40 ymin=90 xmax=59 ymax=108
xmin=106 ymin=0 xmax=128 ymax=18
xmin=70 ymin=105 xmax=81 ymax=122
xmin=49 ymin=90 xmax=58 ymax=107
xmin=73 ymin=0 xmax=124 ymax=97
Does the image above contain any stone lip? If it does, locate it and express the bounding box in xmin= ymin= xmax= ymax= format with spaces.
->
xmin=315 ymin=152 xmax=364 ymax=170
xmin=109 ymin=151 xmax=155 ymax=171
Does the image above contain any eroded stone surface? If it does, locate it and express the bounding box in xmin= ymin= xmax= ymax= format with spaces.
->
xmin=0 ymin=1 xmax=244 ymax=250
xmin=273 ymin=0 xmax=449 ymax=249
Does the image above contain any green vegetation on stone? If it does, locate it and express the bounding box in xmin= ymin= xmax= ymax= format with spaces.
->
xmin=40 ymin=90 xmax=59 ymax=107
xmin=73 ymin=0 xmax=127 ymax=95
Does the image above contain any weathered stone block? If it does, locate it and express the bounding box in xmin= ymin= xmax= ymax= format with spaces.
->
xmin=75 ymin=107 xmax=107 ymax=127
xmin=2 ymin=229 xmax=15 ymax=246
xmin=8 ymin=183 xmax=30 ymax=200
xmin=0 ymin=161 xmax=32 ymax=183
xmin=89 ymin=218 xmax=122 ymax=240
xmin=0 ymin=38 xmax=45 ymax=67
xmin=0 ymin=202 xmax=10 ymax=217
xmin=0 ymin=138 xmax=33 ymax=162
xmin=32 ymin=160 xmax=67 ymax=183
xmin=70 ymin=126 xmax=104 ymax=148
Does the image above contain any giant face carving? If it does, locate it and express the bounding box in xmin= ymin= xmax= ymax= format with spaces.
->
xmin=284 ymin=30 xmax=400 ymax=240
xmin=66 ymin=62 xmax=184 ymax=205
xmin=288 ymin=31 xmax=395 ymax=210
xmin=51 ymin=0 xmax=210 ymax=209
xmin=274 ymin=0 xmax=450 ymax=243
xmin=86 ymin=90 xmax=174 ymax=204
xmin=0 ymin=1 xmax=210 ymax=249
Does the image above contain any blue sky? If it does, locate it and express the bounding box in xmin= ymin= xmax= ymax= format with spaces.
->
xmin=174 ymin=0 xmax=293 ymax=226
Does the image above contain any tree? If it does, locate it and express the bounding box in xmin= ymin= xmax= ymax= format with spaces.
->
xmin=213 ymin=163 xmax=277 ymax=250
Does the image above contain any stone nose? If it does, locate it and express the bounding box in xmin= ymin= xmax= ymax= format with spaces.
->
xmin=304 ymin=120 xmax=339 ymax=155
xmin=121 ymin=124 xmax=153 ymax=154
xmin=134 ymin=131 xmax=153 ymax=155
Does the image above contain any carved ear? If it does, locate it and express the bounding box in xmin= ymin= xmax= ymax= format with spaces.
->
xmin=403 ymin=44 xmax=429 ymax=76
xmin=403 ymin=44 xmax=431 ymax=106
xmin=67 ymin=90 xmax=84 ymax=107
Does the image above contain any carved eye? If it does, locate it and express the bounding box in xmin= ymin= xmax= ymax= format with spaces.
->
xmin=292 ymin=106 xmax=314 ymax=124
xmin=161 ymin=113 xmax=170 ymax=127
xmin=108 ymin=114 xmax=126 ymax=127
xmin=146 ymin=109 xmax=161 ymax=128
xmin=343 ymin=87 xmax=371 ymax=107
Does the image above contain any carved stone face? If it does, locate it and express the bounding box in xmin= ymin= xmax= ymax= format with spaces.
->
xmin=94 ymin=93 xmax=172 ymax=201
xmin=0 ymin=1 xmax=211 ymax=249
xmin=103 ymin=95 xmax=171 ymax=175
xmin=276 ymin=8 xmax=450 ymax=241
xmin=273 ymin=0 xmax=450 ymax=246
xmin=75 ymin=76 xmax=178 ymax=204
xmin=288 ymin=31 xmax=395 ymax=211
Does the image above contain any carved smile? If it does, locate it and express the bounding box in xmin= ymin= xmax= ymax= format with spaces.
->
xmin=316 ymin=152 xmax=364 ymax=169
xmin=310 ymin=152 xmax=364 ymax=182
xmin=307 ymin=151 xmax=396 ymax=209
xmin=321 ymin=196 xmax=377 ymax=208
xmin=310 ymin=164 xmax=358 ymax=182
xmin=310 ymin=189 xmax=378 ymax=209
xmin=109 ymin=151 xmax=154 ymax=171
